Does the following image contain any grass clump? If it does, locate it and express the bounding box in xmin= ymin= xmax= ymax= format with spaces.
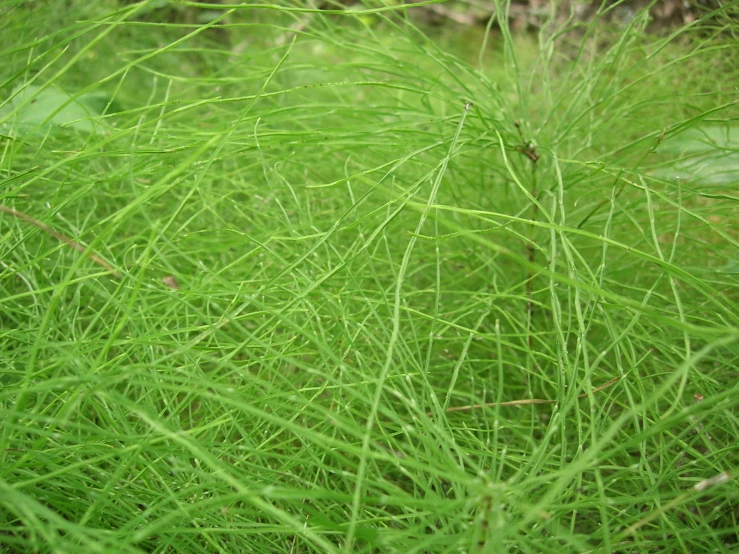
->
xmin=0 ymin=1 xmax=737 ymax=552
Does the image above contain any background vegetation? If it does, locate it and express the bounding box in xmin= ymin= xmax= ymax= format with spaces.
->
xmin=1 ymin=1 xmax=737 ymax=552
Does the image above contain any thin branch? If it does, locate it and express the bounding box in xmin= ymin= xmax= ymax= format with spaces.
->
xmin=432 ymin=376 xmax=622 ymax=415
xmin=426 ymin=4 xmax=478 ymax=26
xmin=619 ymin=470 xmax=731 ymax=538
xmin=0 ymin=203 xmax=120 ymax=278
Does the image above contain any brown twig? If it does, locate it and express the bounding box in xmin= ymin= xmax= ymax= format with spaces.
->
xmin=426 ymin=4 xmax=478 ymax=26
xmin=0 ymin=203 xmax=120 ymax=278
xmin=513 ymin=121 xmax=540 ymax=354
xmin=431 ymin=376 xmax=622 ymax=415
xmin=515 ymin=146 xmax=539 ymax=163
xmin=620 ymin=471 xmax=730 ymax=537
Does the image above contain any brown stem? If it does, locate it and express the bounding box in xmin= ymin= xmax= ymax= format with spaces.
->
xmin=526 ymin=163 xmax=539 ymax=351
xmin=0 ymin=203 xmax=120 ymax=278
xmin=431 ymin=376 xmax=622 ymax=415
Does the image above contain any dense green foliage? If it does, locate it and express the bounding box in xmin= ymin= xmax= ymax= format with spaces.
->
xmin=1 ymin=1 xmax=737 ymax=552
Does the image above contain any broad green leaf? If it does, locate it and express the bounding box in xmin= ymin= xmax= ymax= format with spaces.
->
xmin=654 ymin=125 xmax=739 ymax=185
xmin=0 ymin=84 xmax=107 ymax=137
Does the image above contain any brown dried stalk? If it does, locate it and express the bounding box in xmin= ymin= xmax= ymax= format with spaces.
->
xmin=432 ymin=376 xmax=622 ymax=415
xmin=0 ymin=203 xmax=120 ymax=278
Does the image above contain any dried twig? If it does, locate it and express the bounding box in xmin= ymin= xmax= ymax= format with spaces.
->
xmin=432 ymin=376 xmax=622 ymax=415
xmin=0 ymin=203 xmax=120 ymax=278
xmin=426 ymin=4 xmax=478 ymax=26
xmin=621 ymin=471 xmax=731 ymax=537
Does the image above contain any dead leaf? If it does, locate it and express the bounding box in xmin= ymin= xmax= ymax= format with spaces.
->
xmin=162 ymin=275 xmax=179 ymax=290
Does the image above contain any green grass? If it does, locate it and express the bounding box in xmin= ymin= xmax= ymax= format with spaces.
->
xmin=1 ymin=1 xmax=737 ymax=552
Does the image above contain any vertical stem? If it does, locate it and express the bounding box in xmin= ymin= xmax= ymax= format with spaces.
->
xmin=526 ymin=158 xmax=539 ymax=352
